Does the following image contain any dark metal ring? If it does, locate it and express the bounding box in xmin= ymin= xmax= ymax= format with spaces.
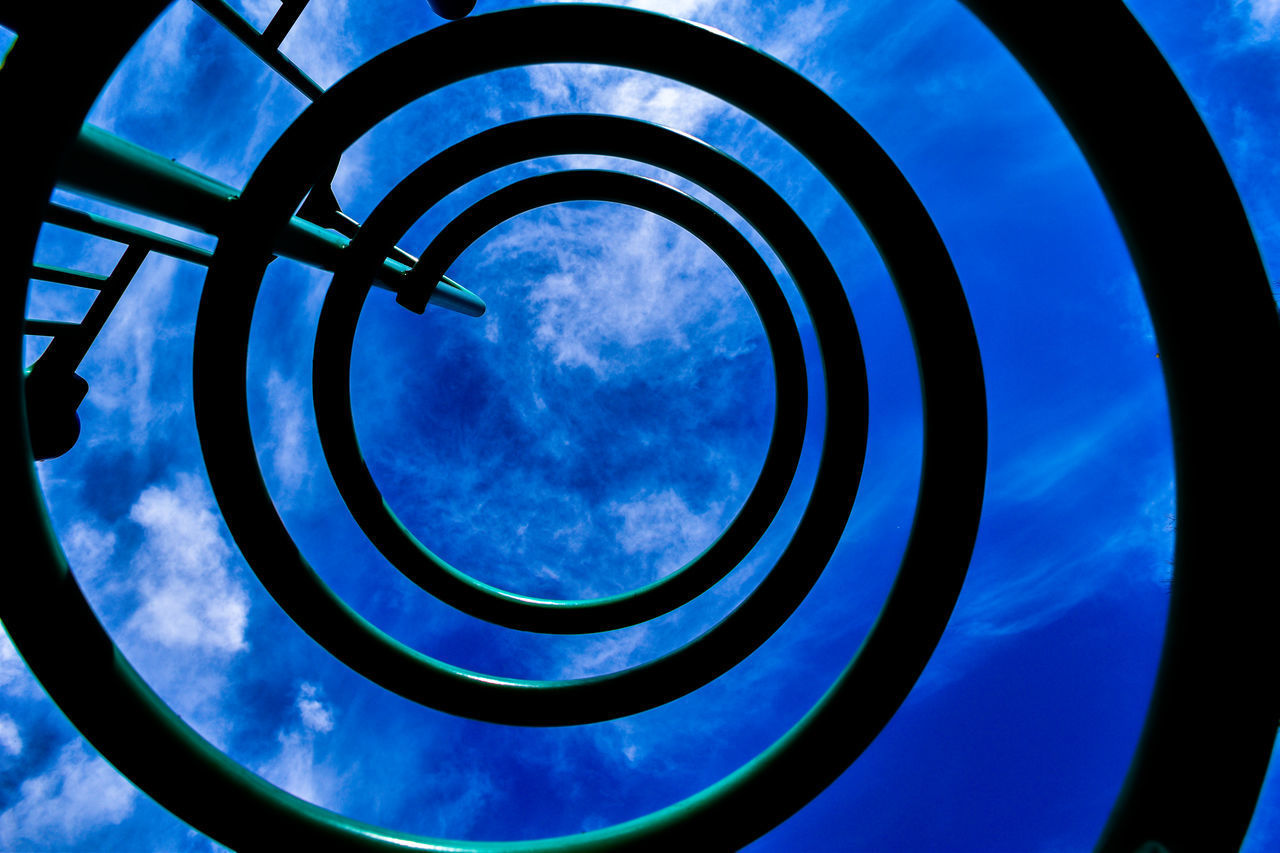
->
xmin=204 ymin=102 xmax=868 ymax=725
xmin=189 ymin=0 xmax=984 ymax=839
xmin=954 ymin=3 xmax=1280 ymax=849
xmin=315 ymin=162 xmax=809 ymax=635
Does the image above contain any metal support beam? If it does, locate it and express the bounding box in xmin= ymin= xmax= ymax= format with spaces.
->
xmin=29 ymin=262 xmax=109 ymax=289
xmin=44 ymin=202 xmax=214 ymax=266
xmin=56 ymin=124 xmax=484 ymax=317
xmin=190 ymin=0 xmax=323 ymax=101
xmin=261 ymin=0 xmax=311 ymax=50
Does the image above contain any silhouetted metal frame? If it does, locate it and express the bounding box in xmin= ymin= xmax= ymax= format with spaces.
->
xmin=2 ymin=1 xmax=1269 ymax=851
xmin=192 ymin=0 xmax=981 ymax=733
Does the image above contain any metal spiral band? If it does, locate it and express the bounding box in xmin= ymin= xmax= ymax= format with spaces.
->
xmin=1 ymin=2 xmax=1276 ymax=851
xmin=312 ymin=128 xmax=811 ymax=638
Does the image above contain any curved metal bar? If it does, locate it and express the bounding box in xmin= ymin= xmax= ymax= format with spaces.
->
xmin=954 ymin=3 xmax=1280 ymax=851
xmin=199 ymin=115 xmax=866 ymax=723
xmin=190 ymin=0 xmax=325 ymax=101
xmin=58 ymin=124 xmax=485 ymax=317
xmin=316 ymin=164 xmax=809 ymax=634
xmin=191 ymin=0 xmax=984 ymax=838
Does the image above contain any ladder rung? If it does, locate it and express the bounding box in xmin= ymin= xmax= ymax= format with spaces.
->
xmin=29 ymin=264 xmax=109 ymax=289
xmin=44 ymin=203 xmax=213 ymax=266
xmin=262 ymin=0 xmax=310 ymax=49
xmin=23 ymin=319 xmax=79 ymax=338
xmin=190 ymin=0 xmax=324 ymax=100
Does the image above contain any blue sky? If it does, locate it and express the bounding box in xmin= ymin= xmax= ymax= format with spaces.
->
xmin=3 ymin=0 xmax=1278 ymax=850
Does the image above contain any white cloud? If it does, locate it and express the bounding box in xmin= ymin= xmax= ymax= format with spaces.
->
xmin=620 ymin=0 xmax=712 ymax=18
xmin=1236 ymin=0 xmax=1280 ymax=40
xmin=90 ymin=1 xmax=199 ymax=129
xmin=525 ymin=62 xmax=725 ymax=139
xmin=616 ymin=0 xmax=852 ymax=100
xmin=521 ymin=0 xmax=850 ymax=139
xmin=61 ymin=520 xmax=117 ymax=588
xmin=621 ymin=0 xmax=846 ymax=70
xmin=762 ymin=0 xmax=848 ymax=75
xmin=296 ymin=683 xmax=335 ymax=734
xmin=276 ymin=0 xmax=360 ymax=89
xmin=949 ymin=417 xmax=1175 ymax=641
xmin=483 ymin=205 xmax=755 ymax=380
xmin=988 ymin=391 xmax=1164 ymax=507
xmin=0 ymin=714 xmax=22 ymax=757
xmin=483 ymin=315 xmax=501 ymax=343
xmin=88 ymin=0 xmax=339 ymax=190
xmin=14 ymin=483 xmax=249 ymax=750
xmin=258 ymin=729 xmax=340 ymax=808
xmin=593 ymin=719 xmax=652 ymax=768
xmin=557 ymin=626 xmax=652 ymax=679
xmin=256 ymin=683 xmax=342 ymax=809
xmin=238 ymin=0 xmax=278 ymax=29
xmin=124 ymin=473 xmax=249 ymax=654
xmin=0 ymin=740 xmax=137 ymax=849
xmin=953 ymin=504 xmax=1175 ymax=640
xmin=610 ymin=489 xmax=724 ymax=577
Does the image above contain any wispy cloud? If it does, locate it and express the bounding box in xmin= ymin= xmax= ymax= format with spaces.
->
xmin=261 ymin=0 xmax=361 ymax=88
xmin=0 ymin=741 xmax=137 ymax=849
xmin=957 ymin=511 xmax=1172 ymax=639
xmin=78 ymin=256 xmax=186 ymax=446
xmin=0 ymin=714 xmax=22 ymax=757
xmin=556 ymin=625 xmax=653 ymax=679
xmin=256 ymin=683 xmax=344 ymax=810
xmin=526 ymin=62 xmax=726 ymax=138
xmin=959 ymin=456 xmax=1174 ymax=639
xmin=524 ymin=0 xmax=846 ymax=138
xmin=610 ymin=488 xmax=724 ymax=577
xmin=264 ymin=370 xmax=314 ymax=505
xmin=90 ymin=1 xmax=199 ymax=131
xmin=480 ymin=204 xmax=759 ymax=380
xmin=60 ymin=521 xmax=118 ymax=589
xmin=1235 ymin=0 xmax=1280 ymax=40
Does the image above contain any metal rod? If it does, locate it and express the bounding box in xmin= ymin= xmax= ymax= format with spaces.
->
xmin=44 ymin=202 xmax=214 ymax=266
xmin=261 ymin=0 xmax=310 ymax=50
xmin=22 ymin=319 xmax=78 ymax=338
xmin=189 ymin=0 xmax=324 ymax=101
xmin=39 ymin=245 xmax=149 ymax=373
xmin=57 ymin=124 xmax=484 ymax=317
xmin=29 ymin=263 xmax=108 ymax=289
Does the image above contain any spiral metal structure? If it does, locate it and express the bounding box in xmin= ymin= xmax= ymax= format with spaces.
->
xmin=1 ymin=1 xmax=1277 ymax=850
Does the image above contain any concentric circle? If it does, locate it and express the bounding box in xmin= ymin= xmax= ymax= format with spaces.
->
xmin=316 ymin=163 xmax=809 ymax=634
xmin=194 ymin=67 xmax=880 ymax=725
xmin=191 ymin=0 xmax=985 ymax=734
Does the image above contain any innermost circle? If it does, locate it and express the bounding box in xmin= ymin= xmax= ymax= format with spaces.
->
xmin=350 ymin=202 xmax=776 ymax=601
